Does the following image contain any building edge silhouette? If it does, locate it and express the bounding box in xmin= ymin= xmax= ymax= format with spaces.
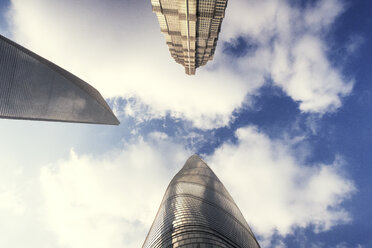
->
xmin=0 ymin=34 xmax=119 ymax=125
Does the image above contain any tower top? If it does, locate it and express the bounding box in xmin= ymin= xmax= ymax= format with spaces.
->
xmin=0 ymin=34 xmax=119 ymax=125
xmin=143 ymin=154 xmax=261 ymax=247
xmin=151 ymin=0 xmax=228 ymax=75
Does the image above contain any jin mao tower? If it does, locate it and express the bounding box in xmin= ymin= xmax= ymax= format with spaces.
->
xmin=151 ymin=0 xmax=228 ymax=75
xmin=143 ymin=155 xmax=261 ymax=248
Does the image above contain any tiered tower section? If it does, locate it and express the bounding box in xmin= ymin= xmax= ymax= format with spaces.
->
xmin=151 ymin=0 xmax=228 ymax=75
xmin=143 ymin=155 xmax=261 ymax=248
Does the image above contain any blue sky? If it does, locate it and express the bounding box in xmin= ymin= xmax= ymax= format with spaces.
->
xmin=0 ymin=0 xmax=371 ymax=248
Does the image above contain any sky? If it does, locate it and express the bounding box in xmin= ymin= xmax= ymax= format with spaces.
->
xmin=0 ymin=0 xmax=371 ymax=247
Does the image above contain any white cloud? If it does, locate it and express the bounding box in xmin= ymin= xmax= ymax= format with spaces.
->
xmin=271 ymin=35 xmax=353 ymax=112
xmin=0 ymin=124 xmax=355 ymax=248
xmin=345 ymin=35 xmax=364 ymax=55
xmin=0 ymin=1 xmax=358 ymax=246
xmin=207 ymin=126 xmax=355 ymax=240
xmin=7 ymin=0 xmax=253 ymax=129
xmin=0 ymin=189 xmax=24 ymax=216
xmin=0 ymin=161 xmax=25 ymax=216
xmin=6 ymin=0 xmax=353 ymax=129
xmin=39 ymin=134 xmax=190 ymax=248
xmin=0 ymin=154 xmax=58 ymax=248
xmin=36 ymin=127 xmax=355 ymax=247
xmin=221 ymin=0 xmax=353 ymax=114
xmin=0 ymin=119 xmax=191 ymax=248
xmin=305 ymin=241 xmax=365 ymax=248
xmin=304 ymin=0 xmax=345 ymax=30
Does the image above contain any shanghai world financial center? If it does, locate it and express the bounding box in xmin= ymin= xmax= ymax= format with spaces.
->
xmin=0 ymin=0 xmax=261 ymax=247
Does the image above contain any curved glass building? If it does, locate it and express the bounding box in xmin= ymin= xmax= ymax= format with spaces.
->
xmin=143 ymin=154 xmax=261 ymax=248
xmin=0 ymin=34 xmax=119 ymax=125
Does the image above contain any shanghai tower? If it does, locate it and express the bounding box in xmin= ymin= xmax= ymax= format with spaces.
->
xmin=151 ymin=0 xmax=228 ymax=75
xmin=143 ymin=155 xmax=261 ymax=247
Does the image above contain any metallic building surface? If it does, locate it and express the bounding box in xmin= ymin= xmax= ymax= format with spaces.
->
xmin=143 ymin=155 xmax=261 ymax=248
xmin=151 ymin=0 xmax=228 ymax=75
xmin=0 ymin=34 xmax=119 ymax=125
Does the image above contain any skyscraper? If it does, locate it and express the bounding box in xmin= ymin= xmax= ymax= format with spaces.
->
xmin=0 ymin=34 xmax=119 ymax=125
xmin=143 ymin=155 xmax=261 ymax=248
xmin=151 ymin=0 xmax=228 ymax=75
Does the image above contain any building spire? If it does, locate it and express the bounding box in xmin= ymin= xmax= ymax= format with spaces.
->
xmin=151 ymin=0 xmax=228 ymax=75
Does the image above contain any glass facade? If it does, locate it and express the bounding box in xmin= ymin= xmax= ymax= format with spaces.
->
xmin=0 ymin=34 xmax=119 ymax=125
xmin=151 ymin=0 xmax=228 ymax=75
xmin=143 ymin=155 xmax=261 ymax=248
